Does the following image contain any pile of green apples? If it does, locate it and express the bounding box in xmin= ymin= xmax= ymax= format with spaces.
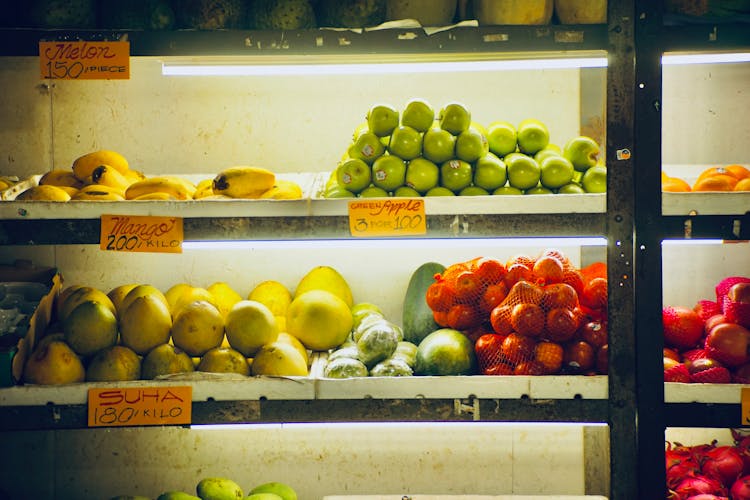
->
xmin=324 ymin=99 xmax=606 ymax=198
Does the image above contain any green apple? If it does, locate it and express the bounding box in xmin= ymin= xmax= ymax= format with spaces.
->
xmin=439 ymin=159 xmax=473 ymax=193
xmin=438 ymin=102 xmax=471 ymax=136
xmin=423 ymin=127 xmax=456 ymax=164
xmin=486 ymin=120 xmax=517 ymax=157
xmin=539 ymin=155 xmax=575 ymax=189
xmin=505 ymin=153 xmax=541 ymax=190
xmin=401 ymin=98 xmax=435 ymax=132
xmin=351 ymin=121 xmax=369 ymax=141
xmin=325 ymin=184 xmax=357 ymax=198
xmin=388 ymin=125 xmax=422 ymax=160
xmin=471 ymin=121 xmax=488 ymax=137
xmin=581 ymin=164 xmax=607 ymax=193
xmin=359 ymin=185 xmax=390 ymax=198
xmin=473 ymin=152 xmax=507 ymax=191
xmin=393 ymin=186 xmax=421 ymax=197
xmin=405 ymin=157 xmax=439 ymax=194
xmin=557 ymin=182 xmax=586 ymax=194
xmin=348 ymin=130 xmax=386 ymax=165
xmin=372 ymin=154 xmax=407 ymax=191
xmin=525 ymin=185 xmax=554 ymax=195
xmin=459 ymin=186 xmax=489 ymax=196
xmin=455 ymin=128 xmax=489 ymax=163
xmin=336 ymin=158 xmax=372 ymax=194
xmin=367 ymin=104 xmax=399 ymax=137
xmin=493 ymin=186 xmax=523 ymax=195
xmin=563 ymin=135 xmax=601 ymax=172
xmin=516 ymin=118 xmax=550 ymax=155
xmin=534 ymin=146 xmax=562 ymax=165
xmin=425 ymin=186 xmax=456 ymax=196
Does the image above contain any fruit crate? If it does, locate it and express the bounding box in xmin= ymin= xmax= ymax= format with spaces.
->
xmin=661 ymin=163 xmax=750 ymax=217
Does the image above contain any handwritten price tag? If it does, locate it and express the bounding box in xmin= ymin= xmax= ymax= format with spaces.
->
xmin=39 ymin=40 xmax=130 ymax=80
xmin=88 ymin=386 xmax=192 ymax=427
xmin=100 ymin=215 xmax=183 ymax=254
xmin=742 ymin=388 xmax=750 ymax=426
xmin=348 ymin=199 xmax=426 ymax=237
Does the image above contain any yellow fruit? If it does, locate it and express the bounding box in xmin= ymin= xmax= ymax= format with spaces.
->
xmin=473 ymin=0 xmax=554 ymax=25
xmin=107 ymin=283 xmax=139 ymax=314
xmin=207 ymin=281 xmax=244 ymax=318
xmin=276 ymin=331 xmax=308 ymax=364
xmin=39 ymin=169 xmax=84 ymax=188
xmin=275 ymin=315 xmax=287 ymax=333
xmin=193 ymin=178 xmax=215 ymax=199
xmin=91 ymin=165 xmax=132 ymax=190
xmin=249 ymin=280 xmax=293 ymax=317
xmin=251 ymin=341 xmax=308 ymax=376
xmin=294 ymin=266 xmax=354 ymax=308
xmin=132 ymin=192 xmax=176 ymax=201
xmin=170 ymin=286 xmax=218 ymax=316
xmin=70 ymin=184 xmax=126 ymax=201
xmin=554 ymin=0 xmax=607 ymax=24
xmin=165 ymin=283 xmax=193 ymax=311
xmin=225 ymin=300 xmax=279 ymax=357
xmin=72 ymin=150 xmax=129 ymax=181
xmin=248 ymin=482 xmax=298 ymax=500
xmin=16 ymin=185 xmax=71 ymax=201
xmin=59 ymin=286 xmax=116 ymax=322
xmin=196 ymin=478 xmax=244 ymax=500
xmin=212 ymin=166 xmax=276 ymax=199
xmin=122 ymin=169 xmax=146 ymax=184
xmin=170 ymin=300 xmax=225 ymax=357
xmin=286 ymin=290 xmax=353 ymax=351
xmin=125 ymin=177 xmax=193 ymax=200
xmin=85 ymin=345 xmax=141 ymax=382
xmin=141 ymin=343 xmax=195 ymax=380
xmin=63 ymin=300 xmax=119 ymax=357
xmin=259 ymin=179 xmax=304 ymax=200
xmin=119 ymin=294 xmax=173 ymax=355
xmin=197 ymin=346 xmax=250 ymax=375
xmin=120 ymin=284 xmax=169 ymax=313
xmin=23 ymin=340 xmax=85 ymax=385
xmin=56 ymin=185 xmax=79 ymax=196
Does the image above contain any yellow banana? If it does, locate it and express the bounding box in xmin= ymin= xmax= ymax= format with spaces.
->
xmin=132 ymin=192 xmax=176 ymax=201
xmin=56 ymin=185 xmax=79 ymax=197
xmin=212 ymin=166 xmax=276 ymax=199
xmin=125 ymin=177 xmax=192 ymax=200
xmin=72 ymin=150 xmax=129 ymax=181
xmin=0 ymin=179 xmax=12 ymax=191
xmin=259 ymin=179 xmax=303 ymax=200
xmin=123 ymin=169 xmax=146 ymax=184
xmin=39 ymin=169 xmax=84 ymax=188
xmin=161 ymin=175 xmax=197 ymax=198
xmin=193 ymin=179 xmax=215 ymax=199
xmin=91 ymin=165 xmax=132 ymax=191
xmin=71 ymin=189 xmax=125 ymax=201
xmin=15 ymin=185 xmax=71 ymax=201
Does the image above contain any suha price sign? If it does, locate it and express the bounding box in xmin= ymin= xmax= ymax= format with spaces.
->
xmin=348 ymin=199 xmax=426 ymax=237
xmin=88 ymin=386 xmax=192 ymax=427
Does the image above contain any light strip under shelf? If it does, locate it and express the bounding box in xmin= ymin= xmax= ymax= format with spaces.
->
xmin=662 ymin=52 xmax=750 ymax=66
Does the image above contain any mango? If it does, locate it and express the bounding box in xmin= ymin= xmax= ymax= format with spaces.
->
xmin=196 ymin=477 xmax=243 ymax=500
xmin=247 ymin=482 xmax=297 ymax=500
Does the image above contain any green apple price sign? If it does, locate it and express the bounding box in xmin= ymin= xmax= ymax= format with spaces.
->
xmin=348 ymin=199 xmax=426 ymax=237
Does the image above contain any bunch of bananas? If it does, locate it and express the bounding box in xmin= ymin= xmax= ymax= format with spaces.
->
xmin=11 ymin=150 xmax=304 ymax=201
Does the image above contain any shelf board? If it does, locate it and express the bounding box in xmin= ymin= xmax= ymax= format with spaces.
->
xmin=0 ymin=25 xmax=608 ymax=57
xmin=665 ymin=382 xmax=747 ymax=404
xmin=662 ymin=192 xmax=750 ymax=217
xmin=660 ymin=22 xmax=750 ymax=53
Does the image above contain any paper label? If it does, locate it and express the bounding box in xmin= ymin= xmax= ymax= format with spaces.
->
xmin=348 ymin=199 xmax=426 ymax=237
xmin=100 ymin=215 xmax=183 ymax=253
xmin=742 ymin=387 xmax=750 ymax=426
xmin=88 ymin=386 xmax=192 ymax=427
xmin=39 ymin=41 xmax=130 ymax=80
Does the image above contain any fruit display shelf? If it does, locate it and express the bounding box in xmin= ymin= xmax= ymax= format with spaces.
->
xmin=322 ymin=496 xmax=608 ymax=500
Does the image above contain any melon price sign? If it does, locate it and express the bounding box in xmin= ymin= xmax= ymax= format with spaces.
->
xmin=88 ymin=386 xmax=192 ymax=427
xmin=100 ymin=214 xmax=183 ymax=253
xmin=348 ymin=199 xmax=426 ymax=237
xmin=39 ymin=40 xmax=130 ymax=80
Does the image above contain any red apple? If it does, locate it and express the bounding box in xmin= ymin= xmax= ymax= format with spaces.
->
xmin=705 ymin=322 xmax=750 ymax=367
xmin=579 ymin=320 xmax=608 ymax=349
xmin=729 ymin=282 xmax=750 ymax=304
xmin=687 ymin=357 xmax=724 ymax=375
xmin=705 ymin=313 xmax=729 ymax=335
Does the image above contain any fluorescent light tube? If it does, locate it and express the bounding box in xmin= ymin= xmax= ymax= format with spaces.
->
xmin=662 ymin=52 xmax=750 ymax=66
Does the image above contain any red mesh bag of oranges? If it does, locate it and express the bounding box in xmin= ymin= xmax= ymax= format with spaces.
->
xmin=425 ymin=249 xmax=608 ymax=376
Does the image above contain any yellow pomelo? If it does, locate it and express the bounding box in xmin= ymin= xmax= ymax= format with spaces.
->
xmin=248 ymin=280 xmax=293 ymax=316
xmin=120 ymin=284 xmax=169 ymax=313
xmin=119 ymin=294 xmax=173 ymax=355
xmin=165 ymin=283 xmax=193 ymax=310
xmin=170 ymin=300 xmax=225 ymax=357
xmin=141 ymin=343 xmax=195 ymax=380
xmin=86 ymin=345 xmax=141 ymax=382
xmin=294 ymin=266 xmax=353 ymax=308
xmin=276 ymin=331 xmax=308 ymax=364
xmin=107 ymin=283 xmax=138 ymax=314
xmin=225 ymin=300 xmax=279 ymax=357
xmin=251 ymin=341 xmax=308 ymax=376
xmin=171 ymin=286 xmax=218 ymax=316
xmin=275 ymin=315 xmax=287 ymax=333
xmin=56 ymin=284 xmax=86 ymax=320
xmin=286 ymin=290 xmax=353 ymax=351
xmin=59 ymin=286 xmax=116 ymax=322
xmin=207 ymin=281 xmax=243 ymax=318
xmin=23 ymin=340 xmax=85 ymax=385
xmin=63 ymin=300 xmax=119 ymax=357
xmin=197 ymin=346 xmax=250 ymax=376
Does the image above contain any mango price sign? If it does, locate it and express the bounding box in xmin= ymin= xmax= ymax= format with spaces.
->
xmin=88 ymin=386 xmax=192 ymax=427
xmin=39 ymin=40 xmax=130 ymax=80
xmin=100 ymin=214 xmax=183 ymax=254
xmin=348 ymin=198 xmax=426 ymax=237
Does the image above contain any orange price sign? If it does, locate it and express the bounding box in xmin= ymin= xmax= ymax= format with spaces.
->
xmin=88 ymin=386 xmax=192 ymax=427
xmin=742 ymin=388 xmax=750 ymax=426
xmin=100 ymin=214 xmax=183 ymax=254
xmin=348 ymin=198 xmax=426 ymax=237
xmin=39 ymin=40 xmax=130 ymax=80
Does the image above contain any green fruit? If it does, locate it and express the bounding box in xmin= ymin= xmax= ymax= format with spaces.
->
xmin=422 ymin=127 xmax=456 ymax=164
xmin=459 ymin=186 xmax=489 ymax=196
xmin=359 ymin=185 xmax=390 ymax=197
xmin=392 ymin=340 xmax=419 ymax=368
xmin=539 ymin=155 xmax=575 ymax=189
xmin=196 ymin=477 xmax=244 ymax=500
xmin=493 ymin=186 xmax=523 ymax=195
xmin=401 ymin=98 xmax=435 ymax=132
xmin=372 ymin=154 xmax=407 ymax=191
xmin=324 ymin=356 xmax=368 ymax=378
xmin=438 ymin=102 xmax=471 ymax=135
xmin=328 ymin=345 xmax=361 ymax=362
xmin=157 ymin=492 xmax=201 ymax=500
xmin=402 ymin=262 xmax=445 ymax=344
xmin=245 ymin=494 xmax=282 ymax=500
xmin=370 ymin=357 xmax=413 ymax=376
xmin=563 ymin=135 xmax=601 ymax=172
xmin=486 ymin=120 xmax=517 ymax=157
xmin=439 ymin=159 xmax=473 ymax=193
xmin=405 ymin=157 xmax=439 ymax=194
xmin=557 ymin=182 xmax=586 ymax=194
xmin=393 ymin=186 xmax=421 ymax=197
xmin=348 ymin=131 xmax=386 ymax=165
xmin=336 ymin=158 xmax=372 ymax=194
xmin=425 ymin=186 xmax=455 ymax=196
xmin=473 ymin=152 xmax=507 ymax=191
xmin=367 ymin=103 xmax=399 ymax=137
xmin=247 ymin=482 xmax=298 ymax=500
xmin=525 ymin=185 xmax=554 ymax=194
xmin=516 ymin=118 xmax=550 ymax=155
xmin=325 ymin=185 xmax=356 ymax=198
xmin=63 ymin=300 xmax=118 ymax=357
xmin=505 ymin=153 xmax=541 ymax=190
xmin=356 ymin=321 xmax=400 ymax=368
xmin=387 ymin=125 xmax=422 ymax=160
xmin=455 ymin=128 xmax=489 ymax=163
xmin=581 ymin=164 xmax=607 ymax=193
xmin=351 ymin=302 xmax=384 ymax=330
xmin=414 ymin=328 xmax=477 ymax=376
